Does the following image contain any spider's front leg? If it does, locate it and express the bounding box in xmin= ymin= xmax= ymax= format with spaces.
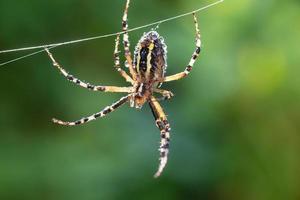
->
xmin=114 ymin=35 xmax=133 ymax=83
xmin=53 ymin=95 xmax=130 ymax=126
xmin=163 ymin=13 xmax=201 ymax=82
xmin=149 ymin=96 xmax=171 ymax=178
xmin=122 ymin=0 xmax=137 ymax=80
xmin=45 ymin=48 xmax=133 ymax=93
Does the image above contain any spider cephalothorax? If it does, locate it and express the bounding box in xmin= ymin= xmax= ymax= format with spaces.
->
xmin=45 ymin=0 xmax=201 ymax=178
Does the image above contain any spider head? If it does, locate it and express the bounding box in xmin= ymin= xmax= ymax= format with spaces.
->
xmin=129 ymin=94 xmax=148 ymax=109
xmin=133 ymin=96 xmax=148 ymax=109
xmin=130 ymin=83 xmax=152 ymax=109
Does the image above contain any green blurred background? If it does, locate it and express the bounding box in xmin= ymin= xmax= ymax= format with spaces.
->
xmin=0 ymin=0 xmax=300 ymax=199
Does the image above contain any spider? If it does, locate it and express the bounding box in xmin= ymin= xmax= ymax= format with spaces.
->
xmin=45 ymin=0 xmax=201 ymax=178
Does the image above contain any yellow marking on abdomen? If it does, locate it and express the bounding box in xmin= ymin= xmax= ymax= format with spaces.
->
xmin=146 ymin=43 xmax=154 ymax=79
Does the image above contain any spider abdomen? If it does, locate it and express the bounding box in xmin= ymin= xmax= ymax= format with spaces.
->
xmin=134 ymin=31 xmax=167 ymax=84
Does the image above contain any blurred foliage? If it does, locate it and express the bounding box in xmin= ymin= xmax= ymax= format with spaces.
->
xmin=0 ymin=0 xmax=300 ymax=199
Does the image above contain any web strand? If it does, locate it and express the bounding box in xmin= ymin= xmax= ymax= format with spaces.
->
xmin=0 ymin=0 xmax=224 ymax=67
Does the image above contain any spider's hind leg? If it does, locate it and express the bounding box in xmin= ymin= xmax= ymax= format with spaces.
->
xmin=149 ymin=96 xmax=171 ymax=178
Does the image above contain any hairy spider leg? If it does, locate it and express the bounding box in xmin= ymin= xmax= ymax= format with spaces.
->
xmin=149 ymin=96 xmax=171 ymax=178
xmin=114 ymin=35 xmax=133 ymax=83
xmin=45 ymin=48 xmax=133 ymax=93
xmin=52 ymin=95 xmax=130 ymax=126
xmin=122 ymin=0 xmax=137 ymax=80
xmin=163 ymin=13 xmax=201 ymax=82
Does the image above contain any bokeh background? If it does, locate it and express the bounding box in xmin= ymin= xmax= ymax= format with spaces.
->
xmin=1 ymin=0 xmax=300 ymax=199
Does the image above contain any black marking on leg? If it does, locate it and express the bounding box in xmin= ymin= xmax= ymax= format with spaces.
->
xmin=186 ymin=65 xmax=193 ymax=72
xmin=122 ymin=21 xmax=127 ymax=28
xmin=94 ymin=113 xmax=101 ymax=118
xmin=96 ymin=86 xmax=105 ymax=91
xmin=112 ymin=102 xmax=122 ymax=109
xmin=156 ymin=121 xmax=165 ymax=130
xmin=161 ymin=143 xmax=169 ymax=149
xmin=87 ymin=85 xmax=95 ymax=90
xmin=196 ymin=47 xmax=201 ymax=54
xmin=67 ymin=75 xmax=74 ymax=81
xmin=103 ymin=108 xmax=112 ymax=115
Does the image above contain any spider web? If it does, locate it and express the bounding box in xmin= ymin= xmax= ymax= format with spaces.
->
xmin=0 ymin=0 xmax=223 ymax=67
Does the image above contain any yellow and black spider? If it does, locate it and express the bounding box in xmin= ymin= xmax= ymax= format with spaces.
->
xmin=45 ymin=0 xmax=201 ymax=178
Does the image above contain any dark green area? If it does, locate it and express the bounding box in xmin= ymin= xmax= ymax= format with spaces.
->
xmin=0 ymin=0 xmax=300 ymax=199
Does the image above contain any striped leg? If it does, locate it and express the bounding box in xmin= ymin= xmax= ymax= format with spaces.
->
xmin=122 ymin=0 xmax=137 ymax=80
xmin=53 ymin=95 xmax=130 ymax=126
xmin=114 ymin=35 xmax=133 ymax=83
xmin=45 ymin=48 xmax=133 ymax=93
xmin=149 ymin=96 xmax=171 ymax=178
xmin=164 ymin=13 xmax=201 ymax=82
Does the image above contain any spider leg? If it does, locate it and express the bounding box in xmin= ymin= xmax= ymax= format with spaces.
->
xmin=163 ymin=13 xmax=201 ymax=82
xmin=153 ymin=89 xmax=174 ymax=101
xmin=149 ymin=96 xmax=171 ymax=178
xmin=45 ymin=48 xmax=133 ymax=93
xmin=53 ymin=94 xmax=130 ymax=126
xmin=122 ymin=0 xmax=137 ymax=80
xmin=114 ymin=34 xmax=133 ymax=83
